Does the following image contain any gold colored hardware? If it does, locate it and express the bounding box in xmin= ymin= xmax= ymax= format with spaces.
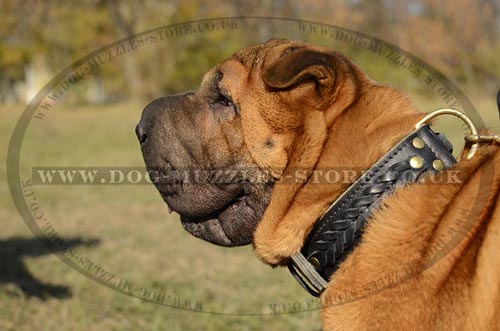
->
xmin=415 ymin=108 xmax=479 ymax=159
xmin=464 ymin=134 xmax=500 ymax=144
xmin=308 ymin=257 xmax=321 ymax=269
xmin=410 ymin=156 xmax=424 ymax=169
xmin=412 ymin=137 xmax=425 ymax=149
xmin=432 ymin=159 xmax=445 ymax=171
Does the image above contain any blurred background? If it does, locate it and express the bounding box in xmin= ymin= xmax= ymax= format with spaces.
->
xmin=2 ymin=0 xmax=499 ymax=105
xmin=1 ymin=1 xmax=499 ymax=331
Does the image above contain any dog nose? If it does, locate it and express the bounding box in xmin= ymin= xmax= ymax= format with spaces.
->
xmin=135 ymin=124 xmax=147 ymax=144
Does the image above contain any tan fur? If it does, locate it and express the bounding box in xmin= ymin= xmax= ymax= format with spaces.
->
xmin=219 ymin=40 xmax=500 ymax=330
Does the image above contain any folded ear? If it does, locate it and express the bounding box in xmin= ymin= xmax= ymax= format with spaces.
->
xmin=262 ymin=47 xmax=337 ymax=96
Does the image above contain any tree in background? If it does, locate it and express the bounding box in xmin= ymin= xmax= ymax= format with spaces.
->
xmin=0 ymin=0 xmax=498 ymax=105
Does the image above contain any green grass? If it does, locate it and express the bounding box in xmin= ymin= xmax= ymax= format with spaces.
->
xmin=0 ymin=91 xmax=498 ymax=330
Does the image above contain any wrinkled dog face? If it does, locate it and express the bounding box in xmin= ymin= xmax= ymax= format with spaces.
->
xmin=135 ymin=40 xmax=303 ymax=246
xmin=137 ymin=38 xmax=339 ymax=247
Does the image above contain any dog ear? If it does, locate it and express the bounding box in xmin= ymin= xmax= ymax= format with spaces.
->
xmin=262 ymin=47 xmax=336 ymax=95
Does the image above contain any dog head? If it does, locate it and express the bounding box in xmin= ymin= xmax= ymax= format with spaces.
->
xmin=137 ymin=39 xmax=420 ymax=263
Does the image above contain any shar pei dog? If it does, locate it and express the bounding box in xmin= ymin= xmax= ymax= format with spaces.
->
xmin=136 ymin=39 xmax=500 ymax=330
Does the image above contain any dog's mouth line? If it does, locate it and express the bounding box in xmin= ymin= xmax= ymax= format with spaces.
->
xmin=181 ymin=191 xmax=247 ymax=224
xmin=145 ymin=158 xmax=183 ymax=197
xmin=179 ymin=190 xmax=259 ymax=247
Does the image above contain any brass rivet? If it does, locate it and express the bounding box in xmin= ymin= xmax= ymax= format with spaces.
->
xmin=410 ymin=156 xmax=424 ymax=169
xmin=308 ymin=257 xmax=321 ymax=269
xmin=432 ymin=159 xmax=445 ymax=171
xmin=412 ymin=137 xmax=425 ymax=149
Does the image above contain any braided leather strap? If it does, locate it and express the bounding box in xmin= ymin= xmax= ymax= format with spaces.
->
xmin=289 ymin=125 xmax=456 ymax=296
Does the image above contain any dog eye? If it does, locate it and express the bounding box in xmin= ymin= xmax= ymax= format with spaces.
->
xmin=217 ymin=94 xmax=233 ymax=107
xmin=211 ymin=85 xmax=239 ymax=115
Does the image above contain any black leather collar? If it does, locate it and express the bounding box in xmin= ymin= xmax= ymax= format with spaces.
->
xmin=288 ymin=124 xmax=456 ymax=296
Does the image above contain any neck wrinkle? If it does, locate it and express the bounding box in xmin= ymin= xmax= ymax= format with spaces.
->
xmin=317 ymin=87 xmax=424 ymax=206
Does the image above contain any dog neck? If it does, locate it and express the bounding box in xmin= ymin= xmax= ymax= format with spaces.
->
xmin=288 ymin=86 xmax=459 ymax=295
xmin=317 ymin=85 xmax=426 ymax=206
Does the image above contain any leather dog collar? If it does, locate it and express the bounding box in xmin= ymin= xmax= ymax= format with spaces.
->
xmin=288 ymin=123 xmax=457 ymax=297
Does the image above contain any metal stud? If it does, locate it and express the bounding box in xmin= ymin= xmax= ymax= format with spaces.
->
xmin=412 ymin=137 xmax=425 ymax=149
xmin=432 ymin=159 xmax=445 ymax=171
xmin=308 ymin=257 xmax=321 ymax=269
xmin=410 ymin=156 xmax=424 ymax=169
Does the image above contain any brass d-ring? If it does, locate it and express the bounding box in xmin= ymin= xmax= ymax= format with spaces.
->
xmin=415 ymin=108 xmax=479 ymax=159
